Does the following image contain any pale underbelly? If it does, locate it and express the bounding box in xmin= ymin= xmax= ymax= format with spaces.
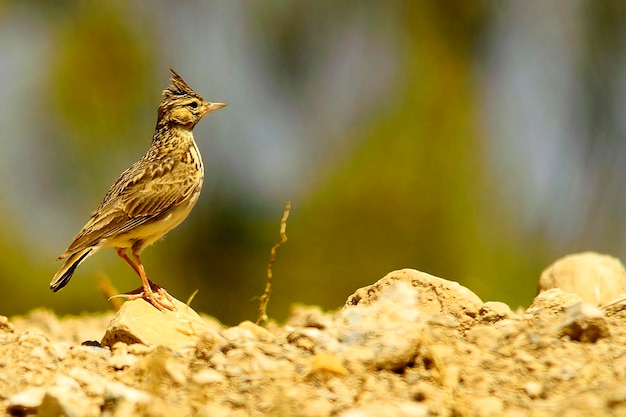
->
xmin=102 ymin=193 xmax=200 ymax=253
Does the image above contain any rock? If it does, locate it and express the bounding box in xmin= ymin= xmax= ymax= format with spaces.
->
xmin=104 ymin=380 xmax=152 ymax=404
xmin=286 ymin=305 xmax=334 ymax=330
xmin=287 ymin=327 xmax=342 ymax=353
xmin=607 ymin=385 xmax=626 ymax=407
xmin=527 ymin=288 xmax=611 ymax=342
xmin=164 ymin=361 xmax=188 ymax=385
xmin=0 ymin=315 xmax=14 ymax=333
xmin=9 ymin=375 xmax=98 ymax=417
xmin=524 ymin=381 xmax=544 ymax=398
xmin=127 ymin=343 xmax=153 ymax=355
xmin=340 ymin=345 xmax=376 ymax=372
xmin=300 ymin=398 xmax=334 ymax=417
xmin=196 ymin=403 xmax=235 ymax=417
xmin=40 ymin=375 xmax=96 ymax=417
xmin=7 ymin=388 xmax=46 ymax=416
xmin=108 ymin=350 xmax=139 ymax=370
xmin=340 ymin=281 xmax=424 ymax=371
xmin=192 ymin=369 xmax=226 ymax=385
xmin=129 ymin=345 xmax=188 ymax=388
xmin=0 ymin=316 xmax=16 ymax=344
xmin=309 ymin=350 xmax=348 ymax=376
xmin=346 ymin=269 xmax=483 ymax=328
xmin=526 ymin=288 xmax=585 ymax=320
xmin=338 ymin=402 xmax=429 ymax=417
xmin=471 ymin=397 xmax=504 ymax=417
xmin=68 ymin=367 xmax=108 ymax=397
xmin=100 ymin=381 xmax=155 ymax=416
xmin=11 ymin=308 xmax=112 ymax=344
xmin=101 ymin=297 xmax=209 ymax=350
xmin=409 ymin=381 xmax=444 ymax=403
xmin=465 ymin=325 xmax=502 ymax=350
xmin=194 ymin=330 xmax=226 ymax=361
xmin=221 ymin=325 xmax=256 ymax=343
xmin=237 ymin=320 xmax=274 ymax=342
xmin=538 ymin=252 xmax=626 ymax=306
xmin=479 ymin=301 xmax=515 ymax=323
xmin=558 ymin=302 xmax=610 ymax=343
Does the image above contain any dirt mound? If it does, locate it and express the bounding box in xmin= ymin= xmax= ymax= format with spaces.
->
xmin=3 ymin=252 xmax=626 ymax=417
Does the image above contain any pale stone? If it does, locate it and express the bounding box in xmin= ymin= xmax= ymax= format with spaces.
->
xmin=480 ymin=301 xmax=514 ymax=323
xmin=7 ymin=388 xmax=46 ymax=416
xmin=237 ymin=320 xmax=274 ymax=341
xmin=526 ymin=288 xmax=585 ymax=318
xmin=192 ymin=369 xmax=226 ymax=385
xmin=40 ymin=376 xmax=97 ymax=417
xmin=346 ymin=268 xmax=483 ymax=328
xmin=558 ymin=302 xmax=610 ymax=343
xmin=101 ymin=297 xmax=209 ymax=350
xmin=341 ymin=281 xmax=424 ymax=370
xmin=108 ymin=351 xmax=139 ymax=370
xmin=538 ymin=252 xmax=626 ymax=306
xmin=524 ymin=381 xmax=543 ymax=398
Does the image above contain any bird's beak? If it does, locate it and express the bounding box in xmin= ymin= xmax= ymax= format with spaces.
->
xmin=203 ymin=102 xmax=228 ymax=115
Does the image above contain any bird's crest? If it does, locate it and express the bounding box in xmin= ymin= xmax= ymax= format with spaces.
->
xmin=157 ymin=68 xmax=204 ymax=122
xmin=163 ymin=68 xmax=201 ymax=100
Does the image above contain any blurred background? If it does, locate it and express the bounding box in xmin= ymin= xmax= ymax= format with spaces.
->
xmin=1 ymin=1 xmax=625 ymax=325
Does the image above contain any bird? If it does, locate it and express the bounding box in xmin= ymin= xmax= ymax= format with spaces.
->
xmin=50 ymin=68 xmax=227 ymax=311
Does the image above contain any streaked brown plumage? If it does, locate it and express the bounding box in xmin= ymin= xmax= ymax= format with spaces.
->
xmin=50 ymin=68 xmax=227 ymax=311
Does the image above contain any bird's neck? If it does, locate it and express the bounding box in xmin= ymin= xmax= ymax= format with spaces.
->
xmin=148 ymin=123 xmax=199 ymax=160
xmin=153 ymin=122 xmax=195 ymax=144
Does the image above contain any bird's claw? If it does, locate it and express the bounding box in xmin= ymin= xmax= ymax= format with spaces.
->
xmin=108 ymin=281 xmax=176 ymax=312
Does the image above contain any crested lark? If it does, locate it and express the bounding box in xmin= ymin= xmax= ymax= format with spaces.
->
xmin=50 ymin=68 xmax=226 ymax=311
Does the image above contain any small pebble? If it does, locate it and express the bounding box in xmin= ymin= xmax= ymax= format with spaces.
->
xmin=480 ymin=302 xmax=513 ymax=323
xmin=524 ymin=381 xmax=544 ymax=398
xmin=310 ymin=351 xmax=348 ymax=376
xmin=221 ymin=326 xmax=256 ymax=343
xmin=192 ymin=369 xmax=226 ymax=385
xmin=238 ymin=320 xmax=274 ymax=342
xmin=7 ymin=388 xmax=46 ymax=416
xmin=108 ymin=352 xmax=138 ymax=370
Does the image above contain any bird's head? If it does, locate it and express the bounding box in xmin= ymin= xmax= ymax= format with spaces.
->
xmin=157 ymin=68 xmax=227 ymax=128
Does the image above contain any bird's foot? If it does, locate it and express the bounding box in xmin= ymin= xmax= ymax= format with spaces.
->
xmin=109 ymin=281 xmax=176 ymax=312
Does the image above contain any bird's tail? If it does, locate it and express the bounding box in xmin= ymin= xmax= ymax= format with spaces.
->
xmin=50 ymin=248 xmax=93 ymax=292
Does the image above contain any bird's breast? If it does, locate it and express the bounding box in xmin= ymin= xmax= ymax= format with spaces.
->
xmin=181 ymin=142 xmax=204 ymax=175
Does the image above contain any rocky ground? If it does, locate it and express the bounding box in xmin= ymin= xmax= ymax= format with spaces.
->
xmin=3 ymin=252 xmax=626 ymax=417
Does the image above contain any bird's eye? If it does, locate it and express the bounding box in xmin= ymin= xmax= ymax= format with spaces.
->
xmin=189 ymin=101 xmax=199 ymax=109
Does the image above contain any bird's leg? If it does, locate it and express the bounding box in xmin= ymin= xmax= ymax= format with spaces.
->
xmin=110 ymin=248 xmax=176 ymax=311
xmin=115 ymin=248 xmax=141 ymax=276
xmin=131 ymin=250 xmax=175 ymax=304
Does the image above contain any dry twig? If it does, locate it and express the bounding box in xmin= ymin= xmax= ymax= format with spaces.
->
xmin=256 ymin=201 xmax=291 ymax=325
xmin=98 ymin=273 xmax=124 ymax=311
xmin=186 ymin=289 xmax=200 ymax=307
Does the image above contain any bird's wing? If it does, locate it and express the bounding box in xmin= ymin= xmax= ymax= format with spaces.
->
xmin=60 ymin=157 xmax=200 ymax=255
